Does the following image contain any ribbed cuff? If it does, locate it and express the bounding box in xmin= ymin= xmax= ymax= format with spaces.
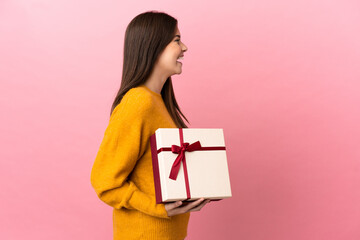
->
xmin=127 ymin=186 xmax=172 ymax=219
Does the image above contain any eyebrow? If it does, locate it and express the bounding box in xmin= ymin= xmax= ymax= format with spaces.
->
xmin=175 ymin=35 xmax=181 ymax=38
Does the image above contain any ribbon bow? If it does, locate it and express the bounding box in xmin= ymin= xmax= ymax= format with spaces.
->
xmin=169 ymin=141 xmax=202 ymax=180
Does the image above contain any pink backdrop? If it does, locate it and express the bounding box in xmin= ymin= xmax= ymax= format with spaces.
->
xmin=1 ymin=0 xmax=359 ymax=239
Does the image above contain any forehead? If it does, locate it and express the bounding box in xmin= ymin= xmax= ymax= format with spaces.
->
xmin=174 ymin=26 xmax=180 ymax=37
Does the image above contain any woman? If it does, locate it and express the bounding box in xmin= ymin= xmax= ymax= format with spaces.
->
xmin=90 ymin=11 xmax=211 ymax=240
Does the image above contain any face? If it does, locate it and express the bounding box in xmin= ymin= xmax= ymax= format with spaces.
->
xmin=156 ymin=25 xmax=188 ymax=76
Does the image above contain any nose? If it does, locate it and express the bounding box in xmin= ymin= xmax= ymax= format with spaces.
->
xmin=182 ymin=43 xmax=188 ymax=52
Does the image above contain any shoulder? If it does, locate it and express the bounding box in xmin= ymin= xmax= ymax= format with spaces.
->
xmin=124 ymin=86 xmax=154 ymax=104
xmin=111 ymin=86 xmax=154 ymax=119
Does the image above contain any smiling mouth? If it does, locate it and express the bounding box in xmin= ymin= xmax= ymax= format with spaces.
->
xmin=177 ymin=56 xmax=184 ymax=64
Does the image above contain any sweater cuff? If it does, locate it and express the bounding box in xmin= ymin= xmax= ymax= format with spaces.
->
xmin=126 ymin=182 xmax=172 ymax=219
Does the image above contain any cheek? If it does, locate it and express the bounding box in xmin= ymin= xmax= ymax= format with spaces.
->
xmin=159 ymin=53 xmax=177 ymax=66
xmin=168 ymin=44 xmax=181 ymax=59
xmin=157 ymin=45 xmax=180 ymax=68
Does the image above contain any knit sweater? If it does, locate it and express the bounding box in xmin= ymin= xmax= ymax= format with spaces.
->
xmin=90 ymin=84 xmax=190 ymax=240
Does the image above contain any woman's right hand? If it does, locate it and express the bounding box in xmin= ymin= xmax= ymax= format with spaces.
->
xmin=164 ymin=198 xmax=211 ymax=217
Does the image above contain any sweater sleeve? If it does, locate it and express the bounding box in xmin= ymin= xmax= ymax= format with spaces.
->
xmin=90 ymin=91 xmax=171 ymax=219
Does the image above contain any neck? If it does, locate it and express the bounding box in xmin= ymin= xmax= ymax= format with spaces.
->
xmin=143 ymin=69 xmax=169 ymax=94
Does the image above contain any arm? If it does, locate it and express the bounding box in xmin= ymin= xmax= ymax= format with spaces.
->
xmin=90 ymin=92 xmax=170 ymax=219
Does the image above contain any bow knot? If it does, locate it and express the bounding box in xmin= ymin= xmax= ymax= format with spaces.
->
xmin=169 ymin=141 xmax=202 ymax=180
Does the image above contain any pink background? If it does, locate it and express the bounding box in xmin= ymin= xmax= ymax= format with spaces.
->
xmin=1 ymin=0 xmax=359 ymax=239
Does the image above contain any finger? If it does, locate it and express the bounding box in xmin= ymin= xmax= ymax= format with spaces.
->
xmin=182 ymin=198 xmax=205 ymax=211
xmin=189 ymin=199 xmax=210 ymax=212
xmin=165 ymin=201 xmax=182 ymax=211
xmin=167 ymin=200 xmax=183 ymax=210
xmin=191 ymin=199 xmax=210 ymax=210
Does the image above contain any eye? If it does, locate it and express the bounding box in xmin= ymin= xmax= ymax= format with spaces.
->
xmin=175 ymin=39 xmax=181 ymax=44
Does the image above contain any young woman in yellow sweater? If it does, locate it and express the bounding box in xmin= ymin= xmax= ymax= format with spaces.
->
xmin=90 ymin=11 xmax=211 ymax=240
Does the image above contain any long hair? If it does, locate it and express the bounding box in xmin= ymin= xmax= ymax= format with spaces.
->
xmin=110 ymin=10 xmax=189 ymax=128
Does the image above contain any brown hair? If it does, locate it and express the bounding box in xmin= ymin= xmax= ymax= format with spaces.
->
xmin=110 ymin=10 xmax=189 ymax=128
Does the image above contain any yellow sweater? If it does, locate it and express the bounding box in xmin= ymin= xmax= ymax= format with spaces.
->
xmin=90 ymin=84 xmax=190 ymax=240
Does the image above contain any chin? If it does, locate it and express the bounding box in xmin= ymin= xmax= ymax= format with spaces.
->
xmin=177 ymin=65 xmax=183 ymax=72
xmin=170 ymin=63 xmax=182 ymax=75
xmin=171 ymin=68 xmax=182 ymax=75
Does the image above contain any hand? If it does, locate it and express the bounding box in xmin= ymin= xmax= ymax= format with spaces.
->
xmin=164 ymin=198 xmax=211 ymax=217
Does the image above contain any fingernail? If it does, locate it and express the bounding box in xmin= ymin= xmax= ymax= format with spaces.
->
xmin=178 ymin=201 xmax=182 ymax=205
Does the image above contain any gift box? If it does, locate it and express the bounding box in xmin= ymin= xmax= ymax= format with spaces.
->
xmin=150 ymin=128 xmax=232 ymax=204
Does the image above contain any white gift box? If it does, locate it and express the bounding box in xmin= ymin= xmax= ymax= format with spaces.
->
xmin=150 ymin=128 xmax=232 ymax=203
